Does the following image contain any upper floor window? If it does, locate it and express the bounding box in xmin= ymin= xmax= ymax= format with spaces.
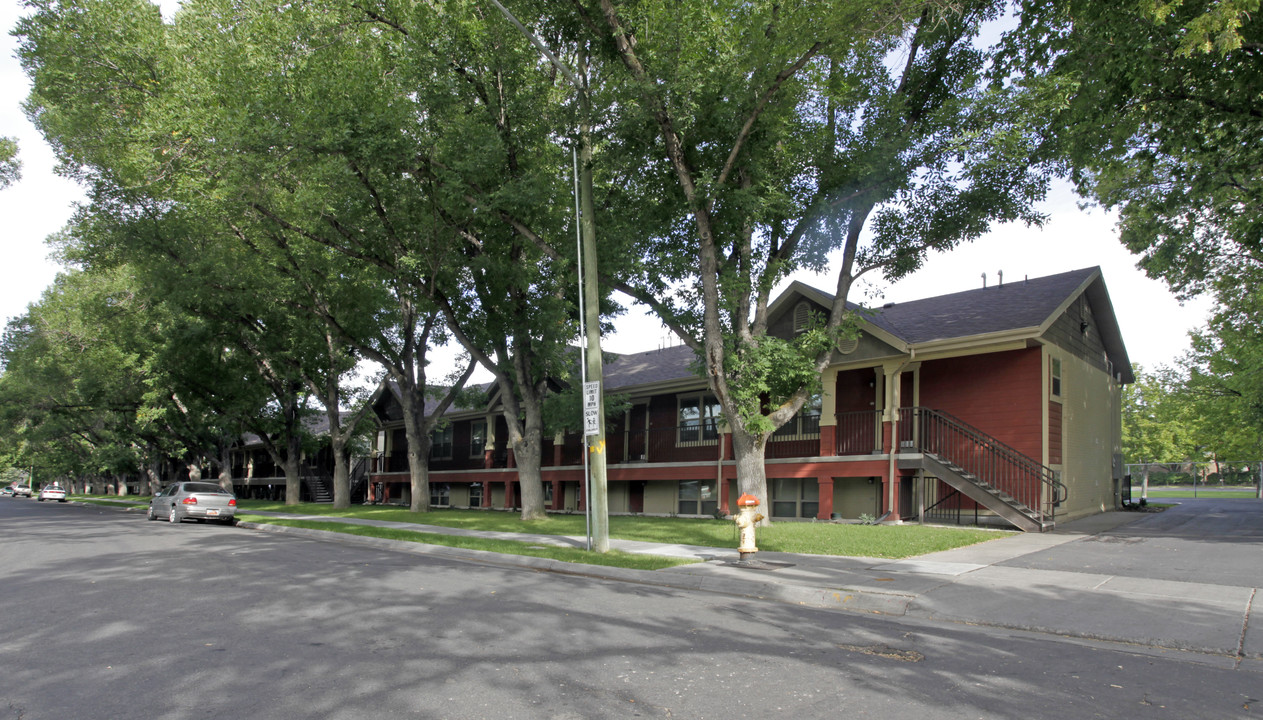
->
xmin=1051 ymin=357 xmax=1063 ymax=399
xmin=773 ymin=393 xmax=822 ymax=437
xmin=678 ymin=394 xmax=722 ymax=445
xmin=431 ymin=424 xmax=453 ymax=460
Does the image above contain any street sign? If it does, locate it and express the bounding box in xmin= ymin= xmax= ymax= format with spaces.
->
xmin=583 ymin=381 xmax=600 ymax=436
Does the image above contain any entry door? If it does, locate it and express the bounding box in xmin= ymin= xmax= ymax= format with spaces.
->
xmin=629 ymin=481 xmax=645 ymax=513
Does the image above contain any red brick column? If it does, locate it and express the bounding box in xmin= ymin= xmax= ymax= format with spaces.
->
xmin=819 ymin=426 xmax=837 ymax=457
xmin=816 ymin=476 xmax=834 ymax=520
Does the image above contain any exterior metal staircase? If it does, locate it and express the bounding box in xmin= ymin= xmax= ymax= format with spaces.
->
xmin=898 ymin=407 xmax=1066 ymax=532
xmin=303 ymin=473 xmax=334 ymax=503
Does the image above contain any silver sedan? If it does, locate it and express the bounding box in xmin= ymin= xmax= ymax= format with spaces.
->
xmin=148 ymin=482 xmax=237 ymax=524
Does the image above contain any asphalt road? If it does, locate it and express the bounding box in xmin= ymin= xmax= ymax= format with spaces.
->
xmin=2 ymin=498 xmax=1259 ymax=719
xmin=997 ymin=498 xmax=1263 ymax=586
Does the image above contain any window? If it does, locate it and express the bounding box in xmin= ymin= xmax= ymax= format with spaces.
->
xmin=1051 ymin=357 xmax=1063 ymax=398
xmin=543 ymin=482 xmax=554 ymax=503
xmin=793 ymin=302 xmax=811 ymax=333
xmin=678 ymin=394 xmax=722 ymax=445
xmin=773 ymin=394 xmax=822 ymax=438
xmin=468 ymin=482 xmax=484 ymax=507
xmin=430 ymin=483 xmax=450 ymax=508
xmin=469 ymin=420 xmax=487 ymax=458
xmin=771 ymin=478 xmax=819 ymax=519
xmin=678 ymin=479 xmax=718 ymax=516
xmin=431 ymin=425 xmax=453 ymax=460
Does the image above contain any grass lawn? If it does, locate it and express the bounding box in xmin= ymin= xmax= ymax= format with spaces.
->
xmin=235 ymin=501 xmax=1011 ymax=559
xmin=235 ymin=515 xmax=696 ymax=570
xmin=1136 ymin=488 xmax=1260 ymax=499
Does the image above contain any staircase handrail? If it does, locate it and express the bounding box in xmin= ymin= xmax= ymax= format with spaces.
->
xmin=902 ymin=406 xmax=1065 ymax=523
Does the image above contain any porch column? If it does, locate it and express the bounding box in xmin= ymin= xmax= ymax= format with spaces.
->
xmin=550 ymin=478 xmax=563 ymax=511
xmin=819 ymin=368 xmax=838 ymax=457
xmin=484 ymin=414 xmax=498 ymax=469
xmin=816 ymin=476 xmax=834 ymax=520
xmin=481 ymin=481 xmax=493 ymax=508
xmin=504 ymin=480 xmax=516 ymax=509
xmin=552 ymin=432 xmax=564 ymax=467
xmin=578 ymin=476 xmax=588 ymax=511
xmin=719 ymin=476 xmax=733 ymax=515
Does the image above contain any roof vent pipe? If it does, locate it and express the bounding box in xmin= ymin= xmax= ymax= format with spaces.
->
xmin=981 ymin=272 xmax=987 ymax=289
xmin=998 ymin=270 xmax=1004 ymax=287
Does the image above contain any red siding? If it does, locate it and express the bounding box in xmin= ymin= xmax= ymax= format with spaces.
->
xmin=917 ymin=348 xmax=1043 ymax=460
xmin=1049 ymin=401 xmax=1063 ymax=465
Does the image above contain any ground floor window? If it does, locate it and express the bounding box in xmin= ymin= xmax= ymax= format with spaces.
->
xmin=771 ymin=478 xmax=819 ymax=519
xmin=430 ymin=482 xmax=450 ymax=508
xmin=468 ymin=482 xmax=483 ymax=507
xmin=678 ymin=479 xmax=718 ymax=516
xmin=544 ymin=482 xmax=554 ymax=503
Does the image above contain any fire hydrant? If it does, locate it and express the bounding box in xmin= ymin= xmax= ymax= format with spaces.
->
xmin=734 ymin=493 xmax=764 ymax=563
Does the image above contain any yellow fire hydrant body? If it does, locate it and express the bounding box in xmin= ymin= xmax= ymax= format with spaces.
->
xmin=734 ymin=493 xmax=764 ymax=562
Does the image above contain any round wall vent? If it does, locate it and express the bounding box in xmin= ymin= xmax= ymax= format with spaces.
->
xmin=836 ymin=336 xmax=860 ymax=354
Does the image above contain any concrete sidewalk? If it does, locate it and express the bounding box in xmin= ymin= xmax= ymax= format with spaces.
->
xmin=231 ymin=506 xmax=1261 ymax=670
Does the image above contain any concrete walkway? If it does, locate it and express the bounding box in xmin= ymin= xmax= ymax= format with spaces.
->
xmin=93 ymin=496 xmax=1262 ymax=669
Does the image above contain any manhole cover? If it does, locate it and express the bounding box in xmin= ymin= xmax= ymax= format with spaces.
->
xmin=836 ymin=643 xmax=924 ymax=662
xmin=728 ymin=559 xmax=795 ymax=571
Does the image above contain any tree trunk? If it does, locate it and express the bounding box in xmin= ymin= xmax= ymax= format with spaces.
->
xmin=398 ymin=388 xmax=432 ymax=512
xmin=284 ymin=434 xmax=303 ymax=505
xmin=730 ymin=428 xmax=771 ymax=525
xmin=511 ymin=409 xmax=546 ymax=520
xmin=331 ymin=434 xmax=352 ymax=510
xmin=144 ymin=456 xmax=162 ymax=495
xmin=217 ymin=446 xmax=234 ymax=493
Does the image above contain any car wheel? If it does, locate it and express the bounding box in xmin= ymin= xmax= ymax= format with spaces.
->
xmin=168 ymin=505 xmax=180 ymax=524
xmin=38 ymin=497 xmax=44 ymax=502
xmin=146 ymin=506 xmax=157 ymax=521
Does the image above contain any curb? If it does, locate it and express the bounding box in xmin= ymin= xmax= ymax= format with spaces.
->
xmin=236 ymin=521 xmax=917 ymax=616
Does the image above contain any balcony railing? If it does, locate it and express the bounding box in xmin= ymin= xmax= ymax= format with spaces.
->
xmin=371 ymin=413 xmax=894 ymax=471
xmin=836 ymin=411 xmax=881 ymax=456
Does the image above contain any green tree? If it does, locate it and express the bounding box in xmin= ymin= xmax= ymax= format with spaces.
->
xmin=1007 ymin=0 xmax=1262 ymax=301
xmin=0 ymin=136 xmax=19 ymax=189
xmin=1122 ymin=363 xmax=1201 ymax=464
xmin=569 ymin=0 xmax=1056 ymax=517
xmin=1178 ymin=288 xmax=1263 ymax=462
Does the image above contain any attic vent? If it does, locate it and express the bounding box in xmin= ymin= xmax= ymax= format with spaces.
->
xmin=836 ymin=336 xmax=860 ymax=354
xmin=793 ymin=301 xmax=811 ymax=333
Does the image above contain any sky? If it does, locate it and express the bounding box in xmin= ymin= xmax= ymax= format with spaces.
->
xmin=0 ymin=2 xmax=1215 ymax=377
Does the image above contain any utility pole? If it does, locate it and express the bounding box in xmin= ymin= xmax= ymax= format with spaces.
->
xmin=489 ymin=1 xmax=609 ymax=552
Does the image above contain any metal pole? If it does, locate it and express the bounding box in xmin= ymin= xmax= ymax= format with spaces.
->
xmin=574 ymin=149 xmax=591 ymax=552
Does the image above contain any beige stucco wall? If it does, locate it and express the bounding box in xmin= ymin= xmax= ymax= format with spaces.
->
xmin=832 ymin=477 xmax=882 ymax=518
xmin=1049 ymin=348 xmax=1122 ymax=519
xmin=607 ymin=481 xmax=630 ymax=513
xmin=643 ymin=483 xmax=677 ymax=514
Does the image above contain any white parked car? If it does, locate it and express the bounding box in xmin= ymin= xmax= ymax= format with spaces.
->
xmin=37 ymin=485 xmax=67 ymax=502
xmin=148 ymin=482 xmax=237 ymax=524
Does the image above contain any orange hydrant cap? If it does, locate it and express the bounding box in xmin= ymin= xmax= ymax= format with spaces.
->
xmin=737 ymin=493 xmax=760 ymax=506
